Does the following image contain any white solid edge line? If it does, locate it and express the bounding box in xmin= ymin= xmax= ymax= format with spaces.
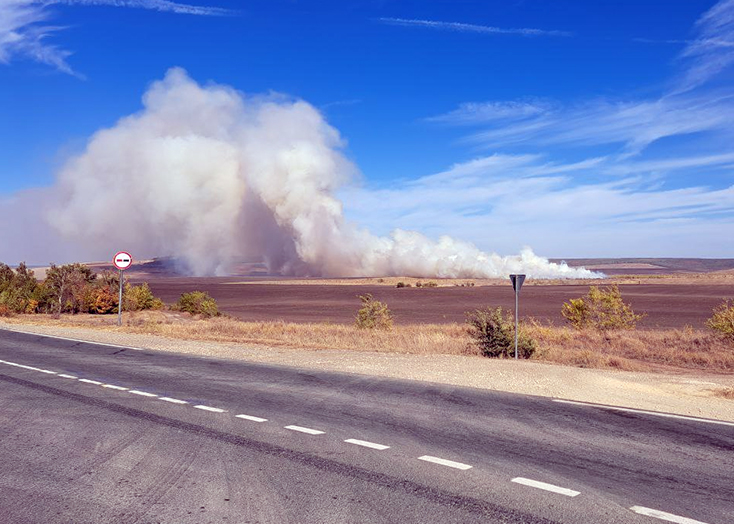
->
xmin=630 ymin=506 xmax=709 ymax=524
xmin=159 ymin=397 xmax=188 ymax=404
xmin=0 ymin=327 xmax=146 ymax=351
xmin=57 ymin=374 xmax=77 ymax=379
xmin=285 ymin=425 xmax=325 ymax=435
xmin=511 ymin=477 xmax=580 ymax=497
xmin=553 ymin=399 xmax=734 ymax=427
xmin=418 ymin=456 xmax=472 ymax=470
xmin=344 ymin=439 xmax=390 ymax=450
xmin=193 ymin=405 xmax=226 ymax=413
xmin=78 ymin=378 xmax=103 ymax=385
xmin=236 ymin=414 xmax=268 ymax=422
xmin=102 ymin=384 xmax=128 ymax=390
xmin=129 ymin=390 xmax=158 ymax=397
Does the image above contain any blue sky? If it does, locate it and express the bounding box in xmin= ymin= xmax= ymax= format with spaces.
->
xmin=1 ymin=0 xmax=733 ymax=260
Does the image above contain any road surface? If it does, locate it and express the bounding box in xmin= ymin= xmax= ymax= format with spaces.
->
xmin=0 ymin=328 xmax=731 ymax=523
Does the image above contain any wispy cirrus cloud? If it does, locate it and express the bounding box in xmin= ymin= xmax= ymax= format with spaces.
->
xmin=429 ymin=0 xmax=734 ymax=157
xmin=388 ymin=1 xmax=734 ymax=256
xmin=677 ymin=0 xmax=734 ymax=92
xmin=378 ymin=17 xmax=571 ymax=38
xmin=0 ymin=0 xmax=231 ymax=75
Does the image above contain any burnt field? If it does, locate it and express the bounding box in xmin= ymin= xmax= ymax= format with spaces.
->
xmin=138 ymin=277 xmax=734 ymax=329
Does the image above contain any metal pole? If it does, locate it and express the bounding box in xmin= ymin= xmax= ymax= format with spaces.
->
xmin=514 ymin=288 xmax=519 ymax=360
xmin=117 ymin=269 xmax=123 ymax=327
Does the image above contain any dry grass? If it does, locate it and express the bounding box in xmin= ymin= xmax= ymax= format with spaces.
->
xmin=714 ymin=386 xmax=734 ymax=400
xmin=5 ymin=312 xmax=734 ymax=373
xmin=526 ymin=323 xmax=734 ymax=372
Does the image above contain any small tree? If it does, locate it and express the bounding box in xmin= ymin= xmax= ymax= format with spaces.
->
xmin=355 ymin=294 xmax=393 ymax=330
xmin=44 ymin=263 xmax=96 ymax=315
xmin=707 ymin=300 xmax=734 ymax=341
xmin=466 ymin=307 xmax=536 ymax=358
xmin=176 ymin=291 xmax=219 ymax=318
xmin=124 ymin=283 xmax=164 ymax=311
xmin=562 ymin=285 xmax=644 ymax=330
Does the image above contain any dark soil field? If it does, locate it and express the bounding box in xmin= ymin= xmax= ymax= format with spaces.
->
xmin=139 ymin=277 xmax=734 ymax=329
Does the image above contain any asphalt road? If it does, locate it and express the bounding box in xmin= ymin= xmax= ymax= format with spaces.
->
xmin=0 ymin=328 xmax=732 ymax=524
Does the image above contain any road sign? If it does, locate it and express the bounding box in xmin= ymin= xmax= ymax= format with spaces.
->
xmin=509 ymin=274 xmax=526 ymax=359
xmin=113 ymin=251 xmax=133 ymax=271
xmin=113 ymin=252 xmax=132 ymax=327
xmin=510 ymin=274 xmax=525 ymax=293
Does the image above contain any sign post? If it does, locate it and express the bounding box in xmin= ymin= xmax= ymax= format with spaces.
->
xmin=113 ymin=252 xmax=133 ymax=326
xmin=509 ymin=274 xmax=526 ymax=359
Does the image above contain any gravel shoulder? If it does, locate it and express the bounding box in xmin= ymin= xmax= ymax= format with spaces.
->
xmin=2 ymin=319 xmax=733 ymax=423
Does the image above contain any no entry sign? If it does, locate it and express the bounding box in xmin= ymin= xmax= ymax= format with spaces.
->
xmin=113 ymin=251 xmax=133 ymax=271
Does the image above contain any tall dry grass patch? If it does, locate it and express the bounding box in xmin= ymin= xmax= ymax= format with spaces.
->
xmin=5 ymin=312 xmax=733 ymax=373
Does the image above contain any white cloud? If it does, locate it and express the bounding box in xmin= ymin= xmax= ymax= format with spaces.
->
xmin=378 ymin=17 xmax=571 ymax=38
xmin=0 ymin=0 xmax=230 ymax=75
xmin=341 ymin=154 xmax=734 ymax=257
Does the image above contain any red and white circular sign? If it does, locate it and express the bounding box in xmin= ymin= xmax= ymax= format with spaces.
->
xmin=113 ymin=251 xmax=133 ymax=271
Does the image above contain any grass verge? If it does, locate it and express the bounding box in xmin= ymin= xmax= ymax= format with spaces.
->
xmin=3 ymin=312 xmax=733 ymax=374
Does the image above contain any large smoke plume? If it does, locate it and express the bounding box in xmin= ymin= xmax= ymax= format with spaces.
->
xmin=50 ymin=68 xmax=598 ymax=279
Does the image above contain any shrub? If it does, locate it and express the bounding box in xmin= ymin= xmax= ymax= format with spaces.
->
xmin=0 ymin=304 xmax=14 ymax=317
xmin=176 ymin=291 xmax=219 ymax=318
xmin=561 ymin=285 xmax=644 ymax=330
xmin=424 ymin=281 xmax=438 ymax=288
xmin=466 ymin=306 xmax=536 ymax=358
xmin=85 ymin=286 xmax=118 ymax=314
xmin=0 ymin=262 xmax=39 ymax=314
xmin=355 ymin=293 xmax=393 ymax=330
xmin=707 ymin=300 xmax=734 ymax=340
xmin=124 ymin=283 xmax=164 ymax=311
xmin=415 ymin=281 xmax=423 ymax=288
xmin=396 ymin=282 xmax=406 ymax=288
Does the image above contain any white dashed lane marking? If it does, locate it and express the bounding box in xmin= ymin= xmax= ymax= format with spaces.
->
xmin=159 ymin=397 xmax=188 ymax=404
xmin=344 ymin=439 xmax=390 ymax=450
xmin=102 ymin=384 xmax=128 ymax=391
xmin=630 ymin=506 xmax=709 ymax=524
xmin=285 ymin=425 xmax=325 ymax=435
xmin=553 ymin=399 xmax=734 ymax=427
xmin=78 ymin=379 xmax=103 ymax=385
xmin=37 ymin=368 xmax=57 ymax=374
xmin=418 ymin=456 xmax=472 ymax=470
xmin=511 ymin=477 xmax=580 ymax=497
xmin=193 ymin=405 xmax=226 ymax=413
xmin=236 ymin=414 xmax=268 ymax=422
xmin=57 ymin=374 xmax=77 ymax=379
xmin=129 ymin=390 xmax=158 ymax=397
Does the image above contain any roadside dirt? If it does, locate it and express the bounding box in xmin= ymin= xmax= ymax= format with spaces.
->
xmin=2 ymin=319 xmax=732 ymax=423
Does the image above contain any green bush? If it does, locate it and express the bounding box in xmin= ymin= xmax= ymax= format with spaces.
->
xmin=355 ymin=293 xmax=393 ymax=330
xmin=707 ymin=300 xmax=734 ymax=340
xmin=466 ymin=306 xmax=536 ymax=358
xmin=176 ymin=291 xmax=219 ymax=318
xmin=124 ymin=283 xmax=164 ymax=311
xmin=561 ymin=284 xmax=644 ymax=330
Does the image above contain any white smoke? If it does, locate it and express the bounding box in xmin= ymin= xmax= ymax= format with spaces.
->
xmin=50 ymin=68 xmax=600 ymax=279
